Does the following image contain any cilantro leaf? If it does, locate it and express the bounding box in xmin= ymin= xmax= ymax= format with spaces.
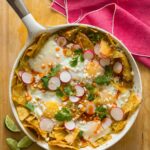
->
xmin=96 ymin=106 xmax=108 ymax=120
xmin=85 ymin=83 xmax=94 ymax=91
xmin=49 ymin=64 xmax=62 ymax=76
xmin=94 ymin=66 xmax=113 ymax=85
xmin=56 ymin=88 xmax=64 ymax=97
xmin=87 ymin=93 xmax=95 ymax=101
xmin=41 ymin=76 xmax=49 ymax=88
xmin=41 ymin=64 xmax=62 ymax=88
xmin=64 ymin=85 xmax=73 ymax=96
xmin=99 ymin=113 xmax=107 ymax=120
xmin=78 ymin=130 xmax=84 ymax=138
xmin=70 ymin=56 xmax=78 ymax=67
xmin=79 ymin=55 xmax=84 ymax=62
xmin=25 ymin=103 xmax=35 ymax=112
xmin=94 ymin=75 xmax=110 ymax=85
xmin=69 ymin=49 xmax=84 ymax=67
xmin=55 ymin=108 xmax=72 ymax=121
xmin=96 ymin=106 xmax=107 ymax=112
xmin=74 ymin=49 xmax=83 ymax=55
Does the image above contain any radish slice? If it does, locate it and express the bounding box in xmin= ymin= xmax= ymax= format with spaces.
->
xmin=40 ymin=118 xmax=55 ymax=132
xmin=48 ymin=76 xmax=61 ymax=91
xmin=110 ymin=107 xmax=124 ymax=121
xmin=102 ymin=118 xmax=112 ymax=129
xmin=113 ymin=62 xmax=123 ymax=74
xmin=75 ymin=85 xmax=85 ymax=97
xmin=100 ymin=58 xmax=110 ymax=67
xmin=64 ymin=120 xmax=76 ymax=130
xmin=60 ymin=71 xmax=72 ymax=83
xmin=94 ymin=43 xmax=100 ymax=55
xmin=86 ymin=102 xmax=96 ymax=115
xmin=21 ymin=72 xmax=33 ymax=84
xmin=69 ymin=96 xmax=80 ymax=103
xmin=83 ymin=50 xmax=94 ymax=60
xmin=72 ymin=44 xmax=81 ymax=50
xmin=56 ymin=36 xmax=67 ymax=47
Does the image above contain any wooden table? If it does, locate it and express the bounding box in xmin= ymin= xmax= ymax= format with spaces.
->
xmin=0 ymin=0 xmax=150 ymax=149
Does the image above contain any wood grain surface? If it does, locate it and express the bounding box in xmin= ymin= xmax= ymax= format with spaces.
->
xmin=0 ymin=0 xmax=150 ymax=150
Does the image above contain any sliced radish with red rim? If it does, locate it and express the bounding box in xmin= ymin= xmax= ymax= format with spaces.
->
xmin=60 ymin=71 xmax=72 ymax=83
xmin=100 ymin=58 xmax=111 ymax=67
xmin=102 ymin=118 xmax=112 ymax=129
xmin=110 ymin=107 xmax=124 ymax=121
xmin=69 ymin=96 xmax=80 ymax=103
xmin=113 ymin=62 xmax=123 ymax=74
xmin=83 ymin=50 xmax=94 ymax=60
xmin=21 ymin=72 xmax=34 ymax=84
xmin=56 ymin=36 xmax=67 ymax=47
xmin=75 ymin=85 xmax=85 ymax=97
xmin=40 ymin=118 xmax=55 ymax=132
xmin=64 ymin=120 xmax=76 ymax=130
xmin=48 ymin=76 xmax=61 ymax=91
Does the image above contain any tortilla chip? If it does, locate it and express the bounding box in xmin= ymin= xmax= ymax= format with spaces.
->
xmin=65 ymin=128 xmax=80 ymax=145
xmin=25 ymin=115 xmax=36 ymax=123
xmin=76 ymin=32 xmax=94 ymax=50
xmin=111 ymin=121 xmax=127 ymax=133
xmin=49 ymin=140 xmax=79 ymax=150
xmin=28 ymin=119 xmax=48 ymax=140
xmin=12 ymin=83 xmax=26 ymax=105
xmin=113 ymin=51 xmax=132 ymax=82
xmin=16 ymin=106 xmax=30 ymax=121
xmin=43 ymin=101 xmax=59 ymax=118
xmin=62 ymin=27 xmax=78 ymax=41
xmin=25 ymin=33 xmax=50 ymax=58
xmin=90 ymin=134 xmax=112 ymax=147
xmin=51 ymin=130 xmax=67 ymax=141
xmin=122 ymin=92 xmax=141 ymax=115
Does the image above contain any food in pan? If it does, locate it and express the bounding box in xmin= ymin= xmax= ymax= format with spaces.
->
xmin=12 ymin=26 xmax=141 ymax=150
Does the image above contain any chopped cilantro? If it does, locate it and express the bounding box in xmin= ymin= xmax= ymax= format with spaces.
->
xmin=105 ymin=66 xmax=113 ymax=76
xmin=96 ymin=106 xmax=107 ymax=112
xmin=87 ymin=93 xmax=95 ymax=101
xmin=70 ymin=56 xmax=78 ymax=67
xmin=85 ymin=83 xmax=94 ymax=91
xmin=41 ymin=64 xmax=62 ymax=88
xmin=49 ymin=64 xmax=62 ymax=77
xmin=55 ymin=108 xmax=72 ymax=121
xmin=99 ymin=113 xmax=107 ymax=120
xmin=64 ymin=85 xmax=73 ymax=96
xmin=79 ymin=55 xmax=84 ymax=62
xmin=25 ymin=103 xmax=35 ymax=112
xmin=69 ymin=49 xmax=84 ymax=67
xmin=94 ymin=75 xmax=110 ymax=85
xmin=78 ymin=130 xmax=84 ymax=138
xmin=96 ymin=106 xmax=107 ymax=120
xmin=74 ymin=49 xmax=83 ymax=55
xmin=94 ymin=66 xmax=113 ymax=85
xmin=41 ymin=76 xmax=49 ymax=88
xmin=56 ymin=88 xmax=64 ymax=97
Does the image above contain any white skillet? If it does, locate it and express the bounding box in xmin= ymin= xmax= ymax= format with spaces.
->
xmin=7 ymin=0 xmax=142 ymax=150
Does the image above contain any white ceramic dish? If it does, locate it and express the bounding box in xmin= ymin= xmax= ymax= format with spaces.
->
xmin=7 ymin=0 xmax=142 ymax=150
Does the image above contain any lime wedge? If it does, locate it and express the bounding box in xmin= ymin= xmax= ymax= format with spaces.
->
xmin=5 ymin=115 xmax=20 ymax=132
xmin=17 ymin=136 xmax=33 ymax=148
xmin=6 ymin=138 xmax=20 ymax=150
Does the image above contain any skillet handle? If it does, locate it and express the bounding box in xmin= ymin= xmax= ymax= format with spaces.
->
xmin=7 ymin=0 xmax=46 ymax=40
xmin=7 ymin=0 xmax=29 ymax=18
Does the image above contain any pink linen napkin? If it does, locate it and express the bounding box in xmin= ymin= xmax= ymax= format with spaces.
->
xmin=51 ymin=0 xmax=150 ymax=68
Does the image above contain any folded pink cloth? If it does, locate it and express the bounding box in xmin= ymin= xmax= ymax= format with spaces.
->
xmin=51 ymin=0 xmax=150 ymax=68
